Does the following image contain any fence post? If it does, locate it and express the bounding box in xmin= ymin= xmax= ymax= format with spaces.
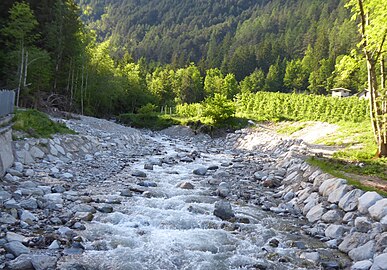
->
xmin=0 ymin=90 xmax=16 ymax=117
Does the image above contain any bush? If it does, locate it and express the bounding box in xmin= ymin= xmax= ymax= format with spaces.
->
xmin=138 ymin=103 xmax=157 ymax=115
xmin=12 ymin=109 xmax=75 ymax=138
xmin=202 ymin=94 xmax=236 ymax=124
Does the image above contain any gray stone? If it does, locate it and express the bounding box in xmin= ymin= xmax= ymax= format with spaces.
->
xmin=4 ymin=173 xmax=16 ymax=182
xmin=370 ymin=253 xmax=387 ymax=270
xmin=213 ymin=200 xmax=235 ymax=221
xmin=283 ymin=191 xmax=295 ymax=201
xmin=374 ymin=233 xmax=387 ymax=255
xmin=368 ymin=198 xmax=387 ymax=221
xmin=120 ymin=190 xmax=133 ymax=197
xmin=6 ymin=254 xmax=33 ymax=270
xmin=144 ymin=163 xmax=154 ymax=170
xmin=31 ymin=255 xmax=57 ymax=270
xmin=24 ymin=169 xmax=35 ymax=177
xmin=325 ymin=224 xmax=346 ymax=239
xmin=97 ymin=205 xmax=113 ymax=213
xmin=148 ymin=158 xmax=162 ymax=166
xmin=61 ymin=172 xmax=74 ymax=179
xmin=16 ymin=150 xmax=34 ymax=164
xmin=4 ymin=241 xmax=30 ymax=257
xmin=19 ymin=198 xmax=38 ymax=210
xmin=358 ymin=192 xmax=383 ymax=214
xmin=0 ymin=190 xmax=12 ymax=200
xmin=321 ymin=210 xmax=343 ymax=223
xmin=216 ymin=182 xmax=230 ymax=198
xmin=348 ymin=240 xmax=375 ymax=261
xmin=48 ymin=240 xmax=60 ymax=250
xmin=177 ymin=182 xmax=195 ymax=189
xmin=306 ymin=204 xmax=325 ymax=223
xmin=44 ymin=193 xmax=63 ymax=204
xmin=0 ymin=213 xmax=17 ymax=224
xmin=339 ymin=189 xmax=364 ymax=212
xmin=20 ymin=210 xmax=38 ymax=223
xmin=328 ymin=184 xmax=350 ymax=203
xmin=131 ymin=170 xmax=147 ymax=178
xmin=29 ymin=146 xmax=45 ymax=159
xmin=300 ymin=252 xmax=320 ymax=263
xmin=6 ymin=232 xmax=26 ymax=243
xmin=355 ymin=217 xmax=372 ymax=233
xmin=319 ymin=178 xmax=346 ymax=197
xmin=0 ymin=129 xmax=15 ymax=177
xmin=339 ymin=232 xmax=369 ymax=253
xmin=193 ymin=167 xmax=207 ymax=176
xmin=351 ymin=260 xmax=373 ymax=270
xmin=72 ymin=204 xmax=96 ymax=213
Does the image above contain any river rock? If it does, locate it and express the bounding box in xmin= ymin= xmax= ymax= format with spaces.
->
xmin=131 ymin=170 xmax=147 ymax=178
xmin=19 ymin=198 xmax=38 ymax=210
xmin=193 ymin=167 xmax=207 ymax=176
xmin=348 ymin=240 xmax=375 ymax=261
xmin=338 ymin=232 xmax=369 ymax=253
xmin=214 ymin=200 xmax=235 ymax=221
xmin=321 ymin=210 xmax=343 ymax=223
xmin=138 ymin=181 xmax=157 ymax=187
xmin=31 ymin=255 xmax=57 ymax=270
xmin=0 ymin=213 xmax=17 ymax=224
xmin=319 ymin=178 xmax=346 ymax=197
xmin=48 ymin=240 xmax=60 ymax=250
xmin=355 ymin=217 xmax=372 ymax=233
xmin=351 ymin=260 xmax=373 ymax=270
xmin=44 ymin=193 xmax=63 ymax=204
xmin=6 ymin=232 xmax=26 ymax=243
xmin=4 ymin=241 xmax=30 ymax=257
xmin=97 ymin=205 xmax=113 ymax=213
xmin=368 ymin=198 xmax=387 ymax=221
xmin=144 ymin=163 xmax=154 ymax=170
xmin=177 ymin=182 xmax=194 ymax=189
xmin=0 ymin=190 xmax=12 ymax=200
xmin=216 ymin=182 xmax=230 ymax=198
xmin=20 ymin=210 xmax=38 ymax=223
xmin=306 ymin=204 xmax=325 ymax=223
xmin=325 ymin=224 xmax=346 ymax=239
xmin=358 ymin=192 xmax=383 ymax=214
xmin=339 ymin=189 xmax=364 ymax=212
xmin=328 ymin=184 xmax=350 ymax=203
xmin=6 ymin=254 xmax=33 ymax=270
xmin=300 ymin=252 xmax=320 ymax=263
xmin=370 ymin=253 xmax=387 ymax=270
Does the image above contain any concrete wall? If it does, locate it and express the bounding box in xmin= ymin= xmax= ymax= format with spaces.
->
xmin=0 ymin=116 xmax=14 ymax=176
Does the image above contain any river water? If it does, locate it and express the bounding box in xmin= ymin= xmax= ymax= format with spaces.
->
xmin=59 ymin=131 xmax=349 ymax=270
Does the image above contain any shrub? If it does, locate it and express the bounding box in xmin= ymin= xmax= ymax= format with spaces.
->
xmin=202 ymin=93 xmax=236 ymax=124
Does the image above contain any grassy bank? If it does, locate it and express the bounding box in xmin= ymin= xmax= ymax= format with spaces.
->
xmin=12 ymin=109 xmax=75 ymax=138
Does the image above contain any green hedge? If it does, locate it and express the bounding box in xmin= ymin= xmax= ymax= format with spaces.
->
xmin=235 ymin=92 xmax=369 ymax=123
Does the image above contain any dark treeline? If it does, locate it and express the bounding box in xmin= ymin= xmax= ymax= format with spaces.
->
xmin=0 ymin=0 xmax=366 ymax=117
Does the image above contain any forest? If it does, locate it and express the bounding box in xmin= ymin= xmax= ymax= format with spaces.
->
xmin=0 ymin=0 xmax=368 ymax=116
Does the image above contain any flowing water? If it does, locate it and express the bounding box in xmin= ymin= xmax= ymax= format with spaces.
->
xmin=59 ymin=132 xmax=349 ymax=270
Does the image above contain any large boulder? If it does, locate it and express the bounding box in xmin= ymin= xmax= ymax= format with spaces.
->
xmin=370 ymin=253 xmax=387 ymax=270
xmin=213 ymin=201 xmax=235 ymax=221
xmin=306 ymin=204 xmax=325 ymax=223
xmin=327 ymin=184 xmax=350 ymax=203
xmin=339 ymin=189 xmax=364 ymax=212
xmin=338 ymin=232 xmax=369 ymax=253
xmin=319 ymin=178 xmax=346 ymax=197
xmin=358 ymin=192 xmax=383 ymax=214
xmin=368 ymin=198 xmax=387 ymax=221
xmin=348 ymin=240 xmax=375 ymax=262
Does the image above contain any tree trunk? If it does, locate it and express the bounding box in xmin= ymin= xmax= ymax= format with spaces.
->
xmin=17 ymin=44 xmax=25 ymax=108
xmin=378 ymin=141 xmax=387 ymax=157
xmin=23 ymin=50 xmax=28 ymax=87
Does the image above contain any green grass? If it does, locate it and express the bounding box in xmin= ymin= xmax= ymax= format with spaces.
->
xmin=308 ymin=157 xmax=387 ymax=196
xmin=276 ymin=122 xmax=307 ymax=135
xmin=118 ymin=112 xmax=250 ymax=132
xmin=12 ymin=109 xmax=76 ymax=138
xmin=118 ymin=113 xmax=180 ymax=130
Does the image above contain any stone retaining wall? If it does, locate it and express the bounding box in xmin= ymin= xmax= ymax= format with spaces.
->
xmin=227 ymin=127 xmax=387 ymax=270
xmin=0 ymin=116 xmax=14 ymax=177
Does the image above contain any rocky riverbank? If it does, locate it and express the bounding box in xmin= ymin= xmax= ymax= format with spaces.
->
xmin=0 ymin=116 xmax=386 ymax=270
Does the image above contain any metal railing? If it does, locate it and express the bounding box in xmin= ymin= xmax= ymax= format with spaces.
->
xmin=0 ymin=90 xmax=15 ymax=117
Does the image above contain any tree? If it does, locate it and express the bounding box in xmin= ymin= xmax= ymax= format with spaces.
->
xmin=347 ymin=0 xmax=387 ymax=157
xmin=1 ymin=1 xmax=38 ymax=106
xmin=284 ymin=59 xmax=308 ymax=92
xmin=204 ymin=68 xmax=223 ymax=97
